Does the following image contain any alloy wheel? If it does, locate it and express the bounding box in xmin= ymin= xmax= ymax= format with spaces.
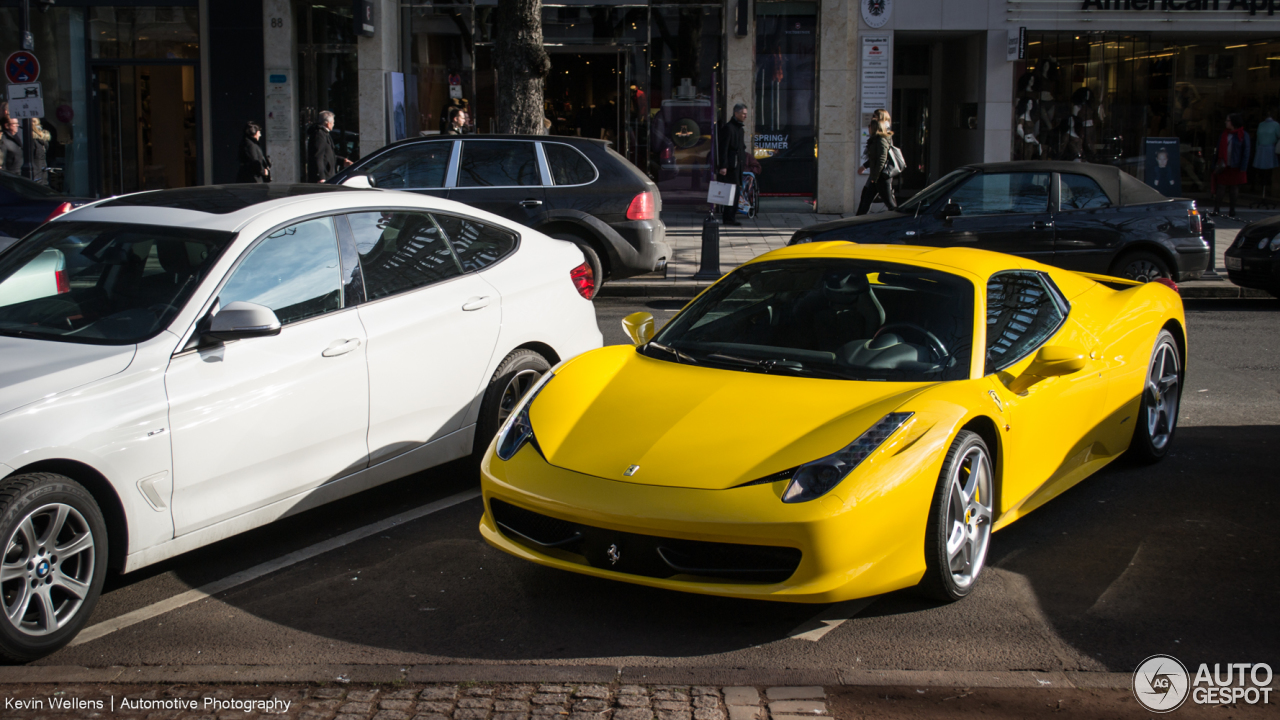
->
xmin=1 ymin=503 xmax=96 ymax=637
xmin=1144 ymin=340 xmax=1181 ymax=451
xmin=496 ymin=369 xmax=544 ymax=425
xmin=944 ymin=445 xmax=993 ymax=591
xmin=1125 ymin=259 xmax=1167 ymax=282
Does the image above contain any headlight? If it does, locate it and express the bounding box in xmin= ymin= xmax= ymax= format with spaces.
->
xmin=782 ymin=413 xmax=914 ymax=503
xmin=1257 ymin=233 xmax=1280 ymax=252
xmin=494 ymin=371 xmax=556 ymax=461
xmin=1271 ymin=235 xmax=1280 ymax=253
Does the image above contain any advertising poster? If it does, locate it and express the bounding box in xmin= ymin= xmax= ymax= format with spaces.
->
xmin=1145 ymin=137 xmax=1181 ymax=197
xmin=754 ymin=7 xmax=817 ymax=196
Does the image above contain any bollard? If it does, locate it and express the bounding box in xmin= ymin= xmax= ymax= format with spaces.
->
xmin=1201 ymin=216 xmax=1220 ymax=279
xmin=693 ymin=208 xmax=722 ymax=281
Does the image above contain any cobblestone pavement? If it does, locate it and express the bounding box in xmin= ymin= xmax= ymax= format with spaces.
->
xmin=0 ymin=683 xmax=831 ymax=720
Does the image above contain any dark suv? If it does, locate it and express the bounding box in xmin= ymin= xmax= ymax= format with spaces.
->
xmin=329 ymin=135 xmax=669 ymax=285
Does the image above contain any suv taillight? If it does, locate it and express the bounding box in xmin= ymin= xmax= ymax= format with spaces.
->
xmin=1188 ymin=207 xmax=1202 ymax=235
xmin=570 ymin=261 xmax=595 ymax=300
xmin=626 ymin=191 xmax=655 ymax=221
xmin=43 ymin=202 xmax=74 ymax=224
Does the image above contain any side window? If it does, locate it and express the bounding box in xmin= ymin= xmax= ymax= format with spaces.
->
xmin=457 ymin=141 xmax=540 ymax=187
xmin=433 ymin=213 xmax=518 ymax=272
xmin=949 ymin=172 xmax=1052 ymax=215
xmin=358 ymin=142 xmax=452 ymax=189
xmin=985 ymin=271 xmax=1066 ymax=374
xmin=347 ymin=211 xmax=463 ymax=300
xmin=543 ymin=143 xmax=597 ymax=185
xmin=218 ymin=218 xmax=343 ymax=325
xmin=1059 ymin=174 xmax=1112 ymax=210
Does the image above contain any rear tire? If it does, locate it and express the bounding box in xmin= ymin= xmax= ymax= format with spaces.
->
xmin=473 ymin=350 xmax=552 ymax=460
xmin=549 ymin=232 xmax=605 ymax=299
xmin=919 ymin=431 xmax=994 ymax=603
xmin=0 ymin=473 xmax=108 ymax=663
xmin=1125 ymin=329 xmax=1181 ymax=464
xmin=1112 ymin=251 xmax=1172 ymax=283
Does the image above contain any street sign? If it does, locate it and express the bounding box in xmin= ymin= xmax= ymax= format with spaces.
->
xmin=5 ymin=51 xmax=40 ymax=84
xmin=6 ymin=82 xmax=43 ymax=119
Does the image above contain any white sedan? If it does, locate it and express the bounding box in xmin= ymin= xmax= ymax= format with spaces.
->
xmin=0 ymin=184 xmax=602 ymax=661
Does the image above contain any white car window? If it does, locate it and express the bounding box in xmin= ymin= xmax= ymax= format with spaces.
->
xmin=347 ymin=211 xmax=463 ymax=300
xmin=218 ymin=217 xmax=343 ymax=325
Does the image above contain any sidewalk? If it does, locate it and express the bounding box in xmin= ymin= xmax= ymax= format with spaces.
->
xmin=602 ymin=199 xmax=1275 ymax=300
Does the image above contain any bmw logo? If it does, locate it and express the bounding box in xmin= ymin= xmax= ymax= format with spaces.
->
xmin=34 ymin=561 xmax=50 ymax=578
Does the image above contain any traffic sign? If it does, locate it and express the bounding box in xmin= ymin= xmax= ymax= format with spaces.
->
xmin=5 ymin=51 xmax=40 ymax=84
xmin=6 ymin=82 xmax=44 ymax=119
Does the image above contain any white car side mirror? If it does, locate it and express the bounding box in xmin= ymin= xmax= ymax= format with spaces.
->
xmin=340 ymin=175 xmax=376 ymax=189
xmin=206 ymin=301 xmax=282 ymax=341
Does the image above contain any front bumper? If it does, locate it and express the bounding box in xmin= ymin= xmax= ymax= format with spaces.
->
xmin=1225 ymin=250 xmax=1280 ymax=294
xmin=479 ymin=443 xmax=939 ymax=603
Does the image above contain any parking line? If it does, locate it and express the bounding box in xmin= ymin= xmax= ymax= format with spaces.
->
xmin=71 ymin=488 xmax=482 ymax=646
xmin=787 ymin=598 xmax=875 ymax=642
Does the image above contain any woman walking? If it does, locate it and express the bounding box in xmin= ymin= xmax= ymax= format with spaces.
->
xmin=237 ymin=121 xmax=270 ymax=183
xmin=856 ymin=110 xmax=899 ymax=215
xmin=1213 ymin=113 xmax=1250 ymax=217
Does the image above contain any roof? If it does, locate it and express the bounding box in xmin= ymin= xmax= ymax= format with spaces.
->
xmin=962 ymin=161 xmax=1169 ymax=206
xmin=95 ymin=184 xmax=355 ymax=214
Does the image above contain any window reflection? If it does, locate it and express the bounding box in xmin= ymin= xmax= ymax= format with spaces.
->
xmin=89 ymin=7 xmax=200 ymax=60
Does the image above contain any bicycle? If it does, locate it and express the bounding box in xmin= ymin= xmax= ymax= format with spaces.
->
xmin=737 ymin=170 xmax=760 ymax=219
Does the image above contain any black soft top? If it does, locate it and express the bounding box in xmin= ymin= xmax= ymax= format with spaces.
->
xmin=967 ymin=161 xmax=1170 ymax=207
xmin=97 ymin=184 xmax=356 ymax=215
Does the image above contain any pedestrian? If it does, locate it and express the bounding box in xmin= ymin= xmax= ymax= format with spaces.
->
xmin=1 ymin=117 xmax=22 ymax=175
xmin=30 ymin=118 xmax=50 ymax=185
xmin=443 ymin=106 xmax=466 ymax=135
xmin=237 ymin=121 xmax=270 ymax=183
xmin=856 ymin=110 xmax=899 ymax=215
xmin=0 ymin=102 xmax=8 ymax=171
xmin=1213 ymin=112 xmax=1250 ymax=217
xmin=306 ymin=110 xmax=351 ymax=183
xmin=717 ymin=103 xmax=748 ymax=226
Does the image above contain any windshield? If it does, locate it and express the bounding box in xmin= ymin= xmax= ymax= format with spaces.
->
xmin=896 ymin=168 xmax=975 ymax=215
xmin=648 ymin=258 xmax=974 ymax=382
xmin=0 ymin=222 xmax=234 ymax=345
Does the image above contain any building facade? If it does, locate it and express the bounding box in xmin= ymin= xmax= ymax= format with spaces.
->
xmin=4 ymin=0 xmax=1278 ymax=212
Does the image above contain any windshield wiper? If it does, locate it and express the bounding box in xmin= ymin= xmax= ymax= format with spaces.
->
xmin=702 ymin=353 xmax=809 ymax=374
xmin=0 ymin=326 xmax=52 ymax=340
xmin=644 ymin=341 xmax=698 ymax=364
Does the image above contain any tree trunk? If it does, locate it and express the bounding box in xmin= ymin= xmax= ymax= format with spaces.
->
xmin=494 ymin=0 xmax=551 ymax=135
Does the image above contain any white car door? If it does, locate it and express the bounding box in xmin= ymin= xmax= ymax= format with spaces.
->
xmin=344 ymin=210 xmax=503 ymax=464
xmin=166 ymin=216 xmax=370 ymax=535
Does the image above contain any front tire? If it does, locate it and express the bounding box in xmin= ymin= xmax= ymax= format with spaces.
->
xmin=473 ymin=350 xmax=552 ymax=459
xmin=1126 ymin=329 xmax=1181 ymax=464
xmin=919 ymin=431 xmax=994 ymax=602
xmin=0 ymin=473 xmax=108 ymax=663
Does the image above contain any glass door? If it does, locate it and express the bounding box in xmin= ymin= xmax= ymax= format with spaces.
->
xmin=296 ymin=1 xmax=361 ymax=176
xmin=93 ymin=64 xmax=197 ymax=196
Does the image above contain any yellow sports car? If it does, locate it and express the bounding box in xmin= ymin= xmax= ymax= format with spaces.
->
xmin=479 ymin=243 xmax=1185 ymax=603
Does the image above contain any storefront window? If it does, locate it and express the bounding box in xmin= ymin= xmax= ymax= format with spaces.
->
xmin=0 ymin=6 xmax=90 ymax=196
xmin=89 ymin=7 xmax=200 ymax=60
xmin=297 ymin=0 xmax=360 ymax=172
xmin=1015 ymin=33 xmax=1280 ymax=202
xmin=753 ymin=1 xmax=817 ymax=196
xmin=649 ymin=3 xmax=723 ymax=204
xmin=407 ymin=2 xmax=475 ymax=136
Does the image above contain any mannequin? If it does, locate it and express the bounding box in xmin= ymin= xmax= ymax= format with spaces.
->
xmin=1016 ymin=98 xmax=1042 ymax=161
xmin=1255 ymin=112 xmax=1279 ymax=198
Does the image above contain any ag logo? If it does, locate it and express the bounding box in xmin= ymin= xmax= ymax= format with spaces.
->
xmin=1133 ymin=654 xmax=1190 ymax=713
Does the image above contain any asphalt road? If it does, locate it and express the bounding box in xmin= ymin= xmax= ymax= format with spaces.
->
xmin=37 ymin=298 xmax=1279 ymax=674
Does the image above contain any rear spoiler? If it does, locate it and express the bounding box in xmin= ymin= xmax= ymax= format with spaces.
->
xmin=1075 ymin=271 xmax=1143 ymax=289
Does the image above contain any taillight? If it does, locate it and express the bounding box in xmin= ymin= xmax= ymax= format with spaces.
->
xmin=43 ymin=202 xmax=75 ymax=224
xmin=1188 ymin=207 xmax=1202 ymax=235
xmin=570 ymin=261 xmax=595 ymax=300
xmin=55 ymin=270 xmax=70 ymax=294
xmin=1154 ymin=277 xmax=1179 ymax=294
xmin=626 ymin=191 xmax=655 ymax=221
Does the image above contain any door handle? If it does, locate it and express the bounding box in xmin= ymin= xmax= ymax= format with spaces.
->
xmin=1032 ymin=220 xmax=1054 ymax=229
xmin=321 ymin=338 xmax=361 ymax=357
xmin=462 ymin=296 xmax=491 ymax=311
xmin=520 ymin=199 xmax=543 ymax=207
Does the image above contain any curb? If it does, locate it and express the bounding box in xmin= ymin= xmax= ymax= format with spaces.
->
xmin=0 ymin=665 xmax=1140 ymax=690
xmin=596 ymin=283 xmax=1275 ymax=300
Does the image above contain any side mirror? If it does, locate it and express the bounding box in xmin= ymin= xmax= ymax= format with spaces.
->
xmin=205 ymin=301 xmax=282 ymax=342
xmin=340 ymin=174 xmax=375 ymax=189
xmin=938 ymin=200 xmax=962 ymax=221
xmin=1007 ymin=345 xmax=1086 ymax=395
xmin=622 ymin=311 xmax=655 ymax=347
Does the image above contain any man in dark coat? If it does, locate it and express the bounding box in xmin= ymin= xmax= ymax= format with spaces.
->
xmin=717 ymin=103 xmax=748 ymax=226
xmin=238 ymin=121 xmax=270 ymax=183
xmin=307 ymin=110 xmax=350 ymax=182
xmin=1 ymin=118 xmax=23 ymax=175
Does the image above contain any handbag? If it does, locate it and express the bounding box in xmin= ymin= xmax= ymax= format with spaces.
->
xmin=885 ymin=146 xmax=906 ymax=178
xmin=707 ymin=180 xmax=737 ymax=206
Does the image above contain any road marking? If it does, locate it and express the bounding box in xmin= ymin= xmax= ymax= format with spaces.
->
xmin=787 ymin=598 xmax=875 ymax=642
xmin=72 ymin=488 xmax=481 ymax=646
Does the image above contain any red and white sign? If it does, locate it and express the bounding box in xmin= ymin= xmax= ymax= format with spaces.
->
xmin=5 ymin=51 xmax=40 ymax=84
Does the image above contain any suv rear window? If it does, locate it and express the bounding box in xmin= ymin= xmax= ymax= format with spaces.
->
xmin=543 ymin=143 xmax=597 ymax=185
xmin=457 ymin=141 xmax=540 ymax=187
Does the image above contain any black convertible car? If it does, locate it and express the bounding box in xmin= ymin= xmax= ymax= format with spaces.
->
xmin=789 ymin=161 xmax=1211 ymax=282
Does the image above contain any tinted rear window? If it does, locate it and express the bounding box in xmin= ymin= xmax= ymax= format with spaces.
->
xmin=543 ymin=143 xmax=597 ymax=185
xmin=457 ymin=141 xmax=540 ymax=187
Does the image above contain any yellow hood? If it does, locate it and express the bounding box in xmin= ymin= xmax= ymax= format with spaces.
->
xmin=529 ymin=345 xmax=930 ymax=490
